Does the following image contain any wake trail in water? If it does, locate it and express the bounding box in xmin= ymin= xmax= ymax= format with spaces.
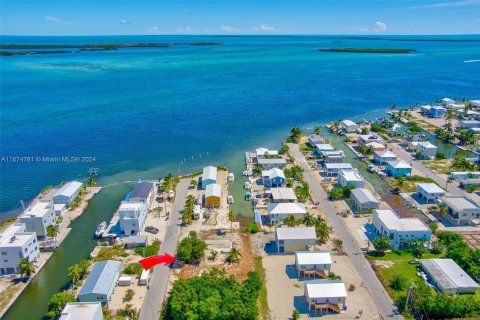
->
xmin=465 ymin=60 xmax=480 ymax=63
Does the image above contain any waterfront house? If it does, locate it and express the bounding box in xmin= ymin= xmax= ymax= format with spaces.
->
xmin=19 ymin=200 xmax=56 ymax=239
xmin=468 ymin=128 xmax=480 ymax=135
xmin=256 ymin=147 xmax=279 ymax=158
xmin=321 ymin=150 xmax=345 ymax=163
xmin=385 ymin=160 xmax=412 ymax=177
xmin=307 ymin=135 xmax=325 ymax=147
xmin=338 ymin=170 xmax=365 ymax=188
xmin=205 ymin=183 xmax=221 ymax=207
xmin=60 ymin=302 xmax=103 ymax=320
xmin=420 ymin=259 xmax=479 ymax=294
xmin=268 ymin=202 xmax=307 ymax=224
xmin=417 ymin=141 xmax=437 ymax=159
xmin=269 ymin=187 xmax=298 ymax=203
xmin=295 ymin=251 xmax=332 ymax=278
xmin=262 ymin=168 xmax=286 ymax=188
xmin=340 ymin=120 xmax=357 ymax=133
xmin=420 ymin=105 xmax=431 ymax=115
xmin=416 ymin=183 xmax=445 ymax=203
xmin=365 ymin=141 xmax=386 ymax=152
xmin=449 ymin=103 xmax=465 ymax=111
xmin=129 ymin=182 xmax=154 ymax=207
xmin=54 ymin=203 xmax=66 ymax=216
xmin=429 ymin=106 xmax=446 ymax=118
xmin=374 ymin=150 xmax=398 ymax=165
xmin=201 ymin=166 xmax=217 ymax=189
xmin=459 ymin=120 xmax=480 ymax=129
xmin=441 ymin=196 xmax=480 ymax=225
xmin=124 ymin=235 xmax=148 ymax=249
xmin=358 ymin=135 xmax=383 ymax=146
xmin=389 ymin=123 xmax=405 ymax=136
xmin=78 ymin=260 xmax=121 ymax=305
xmin=470 ymin=100 xmax=480 ymax=108
xmin=350 ymin=188 xmax=379 ymax=211
xmin=257 ymin=158 xmax=287 ymax=169
xmin=0 ymin=223 xmax=39 ymax=275
xmin=118 ymin=201 xmax=147 ymax=236
xmin=53 ymin=181 xmax=83 ymax=206
xmin=404 ymin=131 xmax=424 ymax=142
xmin=324 ymin=163 xmax=353 ymax=176
xmin=275 ymin=226 xmax=316 ymax=253
xmin=407 ymin=141 xmax=420 ymax=151
xmin=441 ymin=98 xmax=455 ymax=107
xmin=304 ymin=280 xmax=347 ymax=315
xmin=449 ymin=171 xmax=480 ymax=180
xmin=314 ymin=144 xmax=335 ymax=155
xmin=371 ymin=209 xmax=432 ymax=248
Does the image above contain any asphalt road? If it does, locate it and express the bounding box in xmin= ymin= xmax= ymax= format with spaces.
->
xmin=139 ymin=179 xmax=189 ymax=320
xmin=288 ymin=143 xmax=403 ymax=320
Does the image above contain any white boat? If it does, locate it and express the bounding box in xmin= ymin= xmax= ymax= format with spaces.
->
xmin=95 ymin=221 xmax=107 ymax=238
xmin=244 ymin=181 xmax=252 ymax=190
xmin=227 ymin=195 xmax=234 ymax=204
xmin=227 ymin=172 xmax=235 ymax=182
xmin=242 ymin=170 xmax=249 ymax=176
xmin=367 ymin=164 xmax=375 ymax=172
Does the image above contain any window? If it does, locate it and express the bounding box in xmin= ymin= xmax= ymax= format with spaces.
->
xmin=1 ymin=252 xmax=7 ymax=255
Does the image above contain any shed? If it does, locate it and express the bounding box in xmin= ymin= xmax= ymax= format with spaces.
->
xmin=350 ymin=188 xmax=379 ymax=211
xmin=421 ymin=259 xmax=479 ymax=294
xmin=205 ymin=183 xmax=221 ymax=207
xmin=78 ymin=260 xmax=121 ymax=305
xmin=124 ymin=235 xmax=148 ymax=249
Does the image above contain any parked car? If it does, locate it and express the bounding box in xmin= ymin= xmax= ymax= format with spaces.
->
xmin=168 ymin=190 xmax=175 ymax=199
xmin=408 ymin=259 xmax=420 ymax=264
xmin=145 ymin=226 xmax=159 ymax=234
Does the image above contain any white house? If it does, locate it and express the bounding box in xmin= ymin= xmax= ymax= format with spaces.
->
xmin=201 ymin=166 xmax=217 ymax=189
xmin=19 ymin=200 xmax=56 ymax=239
xmin=338 ymin=170 xmax=365 ymax=188
xmin=404 ymin=131 xmax=424 ymax=142
xmin=420 ymin=105 xmax=431 ymax=114
xmin=129 ymin=182 xmax=154 ymax=207
xmin=53 ymin=181 xmax=83 ymax=206
xmin=262 ymin=168 xmax=286 ymax=188
xmin=321 ymin=150 xmax=345 ymax=163
xmin=0 ymin=223 xmax=39 ymax=275
xmin=441 ymin=98 xmax=455 ymax=107
xmin=441 ymin=196 xmax=480 ymax=225
xmin=374 ymin=150 xmax=398 ymax=165
xmin=449 ymin=103 xmax=465 ymax=111
xmin=417 ymin=141 xmax=437 ymax=159
xmin=269 ymin=188 xmax=298 ymax=203
xmin=371 ymin=209 xmax=432 ymax=248
xmin=324 ymin=163 xmax=353 ymax=176
xmin=358 ymin=135 xmax=383 ymax=146
xmin=470 ymin=100 xmax=480 ymax=108
xmin=307 ymin=135 xmax=325 ymax=147
xmin=350 ymin=188 xmax=380 ymax=211
xmin=118 ymin=201 xmax=147 ymax=236
xmin=295 ymin=251 xmax=332 ymax=278
xmin=389 ymin=123 xmax=405 ymax=136
xmin=416 ymin=183 xmax=445 ymax=203
xmin=314 ymin=144 xmax=335 ymax=155
xmin=304 ymin=280 xmax=347 ymax=315
xmin=459 ymin=120 xmax=480 ymax=129
xmin=421 ymin=259 xmax=480 ymax=294
xmin=269 ymin=202 xmax=307 ymax=224
xmin=275 ymin=227 xmax=316 ymax=253
xmin=257 ymin=158 xmax=287 ymax=169
xmin=78 ymin=260 xmax=121 ymax=305
xmin=256 ymin=147 xmax=279 ymax=158
xmin=340 ymin=120 xmax=357 ymax=133
xmin=449 ymin=171 xmax=480 ymax=180
xmin=60 ymin=302 xmax=104 ymax=320
xmin=54 ymin=203 xmax=66 ymax=216
xmin=365 ymin=141 xmax=386 ymax=152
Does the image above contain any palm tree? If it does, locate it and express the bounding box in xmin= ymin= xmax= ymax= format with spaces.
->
xmin=290 ymin=126 xmax=302 ymax=142
xmin=438 ymin=203 xmax=448 ymax=216
xmin=209 ymin=250 xmax=218 ymax=261
xmin=68 ymin=264 xmax=82 ymax=284
xmin=46 ymin=224 xmax=60 ymax=246
xmin=315 ymin=221 xmax=330 ymax=243
xmin=226 ymin=246 xmax=241 ymax=264
xmin=227 ymin=210 xmax=237 ymax=230
xmin=19 ymin=258 xmax=35 ymax=279
xmin=252 ymin=163 xmax=264 ymax=176
xmin=284 ymin=215 xmax=298 ymax=227
xmin=313 ymin=127 xmax=321 ymax=135
xmin=302 ymin=213 xmax=316 ymax=227
xmin=87 ymin=176 xmax=95 ymax=187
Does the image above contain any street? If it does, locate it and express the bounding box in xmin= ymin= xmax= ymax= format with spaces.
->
xmin=288 ymin=143 xmax=403 ymax=320
xmin=138 ymin=179 xmax=189 ymax=320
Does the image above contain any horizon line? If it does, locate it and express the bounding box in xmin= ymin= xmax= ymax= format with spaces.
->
xmin=1 ymin=33 xmax=480 ymax=37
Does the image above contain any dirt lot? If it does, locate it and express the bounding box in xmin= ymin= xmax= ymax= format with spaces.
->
xmin=460 ymin=232 xmax=480 ymax=250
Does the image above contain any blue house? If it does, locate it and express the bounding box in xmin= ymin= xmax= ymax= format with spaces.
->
xmin=385 ymin=160 xmax=412 ymax=177
xmin=429 ymin=106 xmax=446 ymax=118
xmin=314 ymin=144 xmax=335 ymax=156
xmin=262 ymin=168 xmax=286 ymax=188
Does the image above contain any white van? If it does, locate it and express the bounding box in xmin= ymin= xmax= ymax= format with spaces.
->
xmin=139 ymin=269 xmax=150 ymax=285
xmin=118 ymin=276 xmax=132 ymax=286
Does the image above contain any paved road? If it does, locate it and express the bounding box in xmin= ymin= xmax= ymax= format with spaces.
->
xmin=288 ymin=143 xmax=403 ymax=320
xmin=139 ymin=179 xmax=189 ymax=320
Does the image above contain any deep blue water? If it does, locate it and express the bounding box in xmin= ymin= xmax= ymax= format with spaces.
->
xmin=1 ymin=35 xmax=480 ymax=215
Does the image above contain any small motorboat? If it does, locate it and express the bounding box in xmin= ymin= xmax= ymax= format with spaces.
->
xmin=367 ymin=164 xmax=375 ymax=172
xmin=95 ymin=221 xmax=107 ymax=238
xmin=245 ymin=192 xmax=251 ymax=201
xmin=244 ymin=181 xmax=252 ymax=190
xmin=242 ymin=170 xmax=249 ymax=176
xmin=227 ymin=195 xmax=234 ymax=204
xmin=227 ymin=172 xmax=235 ymax=182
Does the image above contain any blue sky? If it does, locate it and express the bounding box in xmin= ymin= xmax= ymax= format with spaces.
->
xmin=1 ymin=0 xmax=480 ymax=35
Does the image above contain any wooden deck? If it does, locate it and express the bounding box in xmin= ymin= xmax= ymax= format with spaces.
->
xmin=301 ymin=269 xmax=327 ymax=279
xmin=311 ymin=303 xmax=341 ymax=314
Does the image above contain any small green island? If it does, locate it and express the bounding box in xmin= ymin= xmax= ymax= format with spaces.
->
xmin=318 ymin=47 xmax=416 ymax=53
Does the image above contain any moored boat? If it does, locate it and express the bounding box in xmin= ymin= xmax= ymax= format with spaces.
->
xmin=95 ymin=221 xmax=107 ymax=238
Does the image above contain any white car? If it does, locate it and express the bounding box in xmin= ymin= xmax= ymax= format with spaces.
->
xmin=168 ymin=190 xmax=175 ymax=199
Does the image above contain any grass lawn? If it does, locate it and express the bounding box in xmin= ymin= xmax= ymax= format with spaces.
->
xmin=422 ymin=159 xmax=453 ymax=174
xmin=387 ymin=175 xmax=436 ymax=193
xmin=254 ymin=256 xmax=270 ymax=320
xmin=93 ymin=244 xmax=127 ymax=262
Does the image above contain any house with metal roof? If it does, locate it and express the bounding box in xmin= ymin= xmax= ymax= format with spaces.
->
xmin=421 ymin=259 xmax=480 ymax=294
xmin=416 ymin=183 xmax=445 ymax=203
xmin=374 ymin=150 xmax=398 ymax=165
xmin=417 ymin=141 xmax=437 ymax=159
xmin=385 ymin=160 xmax=412 ymax=177
xmin=371 ymin=209 xmax=431 ymax=248
xmin=307 ymin=135 xmax=325 ymax=147
xmin=441 ymin=196 xmax=480 ymax=225
xmin=269 ymin=188 xmax=297 ymax=203
xmin=256 ymin=147 xmax=279 ymax=158
xmin=205 ymin=183 xmax=222 ymax=207
xmin=324 ymin=163 xmax=353 ymax=176
xmin=53 ymin=181 xmax=83 ymax=206
xmin=19 ymin=200 xmax=56 ymax=239
xmin=388 ymin=123 xmax=405 ymax=136
xmin=60 ymin=302 xmax=103 ymax=320
xmin=262 ymin=168 xmax=286 ymax=188
xmin=350 ymin=188 xmax=379 ymax=211
xmin=321 ymin=150 xmax=345 ymax=164
xmin=268 ymin=202 xmax=307 ymax=224
xmin=365 ymin=141 xmax=386 ymax=152
xmin=304 ymin=280 xmax=347 ymax=315
xmin=124 ymin=235 xmax=148 ymax=249
xmin=78 ymin=260 xmax=121 ymax=305
xmin=118 ymin=201 xmax=147 ymax=236
xmin=471 ymin=100 xmax=480 ymax=108
xmin=441 ymin=98 xmax=455 ymax=106
xmin=275 ymin=227 xmax=316 ymax=253
xmin=295 ymin=251 xmax=332 ymax=278
xmin=257 ymin=158 xmax=287 ymax=169
xmin=201 ymin=166 xmax=217 ymax=189
xmin=429 ymin=106 xmax=446 ymax=118
xmin=314 ymin=144 xmax=335 ymax=155
xmin=340 ymin=120 xmax=357 ymax=133
xmin=459 ymin=120 xmax=480 ymax=129
xmin=449 ymin=103 xmax=466 ymax=111
xmin=420 ymin=105 xmax=431 ymax=115
xmin=358 ymin=135 xmax=383 ymax=146
xmin=129 ymin=182 xmax=154 ymax=207
xmin=338 ymin=170 xmax=365 ymax=188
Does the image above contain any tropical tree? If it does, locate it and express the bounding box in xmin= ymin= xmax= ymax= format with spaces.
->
xmin=313 ymin=126 xmax=321 ymax=135
xmin=176 ymin=231 xmax=207 ymax=263
xmin=209 ymin=250 xmax=219 ymax=261
xmin=279 ymin=144 xmax=289 ymax=155
xmin=87 ymin=176 xmax=95 ymax=187
xmin=46 ymin=224 xmax=60 ymax=244
xmin=315 ymin=221 xmax=330 ymax=243
xmin=252 ymin=163 xmax=264 ymax=176
xmin=429 ymin=222 xmax=439 ymax=235
xmin=438 ymin=203 xmax=448 ymax=216
xmin=226 ymin=246 xmax=241 ymax=264
xmin=46 ymin=291 xmax=76 ymax=319
xmin=373 ymin=236 xmax=391 ymax=255
xmin=302 ymin=213 xmax=316 ymax=227
xmin=19 ymin=258 xmax=35 ymax=279
xmin=284 ymin=214 xmax=298 ymax=227
xmin=227 ymin=210 xmax=237 ymax=230
xmin=389 ymin=274 xmax=407 ymax=291
xmin=290 ymin=126 xmax=302 ymax=142
xmin=361 ymin=127 xmax=369 ymax=135
xmin=394 ymin=177 xmax=405 ymax=192
xmin=68 ymin=264 xmax=82 ymax=284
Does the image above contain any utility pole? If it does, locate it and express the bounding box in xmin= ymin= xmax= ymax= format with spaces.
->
xmin=20 ymin=200 xmax=25 ymax=211
xmin=405 ymin=281 xmax=415 ymax=312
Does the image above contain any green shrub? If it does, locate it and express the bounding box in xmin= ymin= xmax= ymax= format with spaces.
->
xmin=124 ymin=263 xmax=143 ymax=276
xmin=247 ymin=222 xmax=259 ymax=234
xmin=135 ymin=240 xmax=160 ymax=257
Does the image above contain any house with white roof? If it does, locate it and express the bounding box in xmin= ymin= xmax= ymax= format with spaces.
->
xmin=269 ymin=188 xmax=297 ymax=203
xmin=340 ymin=120 xmax=357 ymax=133
xmin=53 ymin=181 xmax=83 ymax=206
xmin=371 ymin=209 xmax=432 ymax=248
xmin=417 ymin=141 xmax=437 ymax=159
xmin=60 ymin=302 xmax=103 ymax=320
xmin=416 ymin=183 xmax=445 ymax=203
xmin=268 ymin=202 xmax=307 ymax=224
xmin=385 ymin=160 xmax=412 ymax=177
xmin=449 ymin=103 xmax=465 ymax=111
xmin=256 ymin=147 xmax=279 ymax=158
xmin=420 ymin=105 xmax=431 ymax=115
xmin=358 ymin=135 xmax=383 ymax=146
xmin=441 ymin=196 xmax=480 ymax=225
xmin=118 ymin=201 xmax=147 ymax=236
xmin=321 ymin=150 xmax=345 ymax=163
xmin=201 ymin=166 xmax=217 ymax=189
xmin=304 ymin=280 xmax=347 ymax=315
xmin=19 ymin=200 xmax=56 ymax=239
xmin=365 ymin=141 xmax=386 ymax=152
xmin=78 ymin=260 xmax=121 ymax=305
xmin=459 ymin=120 xmax=480 ymax=129
xmin=257 ymin=158 xmax=287 ymax=169
xmin=295 ymin=251 xmax=332 ymax=278
xmin=314 ymin=144 xmax=335 ymax=155
xmin=324 ymin=163 xmax=353 ymax=176
xmin=374 ymin=150 xmax=398 ymax=165
xmin=54 ymin=203 xmax=66 ymax=216
xmin=205 ymin=183 xmax=222 ymax=207
xmin=389 ymin=123 xmax=405 ymax=136
xmin=275 ymin=227 xmax=316 ymax=253
xmin=441 ymin=98 xmax=456 ymax=107
xmin=307 ymin=135 xmax=325 ymax=147
xmin=350 ymin=188 xmax=379 ymax=211
xmin=0 ymin=223 xmax=39 ymax=275
xmin=338 ymin=170 xmax=365 ymax=188
xmin=449 ymin=171 xmax=480 ymax=180
xmin=430 ymin=106 xmax=446 ymax=118
xmin=262 ymin=168 xmax=286 ymax=188
xmin=470 ymin=100 xmax=480 ymax=108
xmin=421 ymin=259 xmax=479 ymax=294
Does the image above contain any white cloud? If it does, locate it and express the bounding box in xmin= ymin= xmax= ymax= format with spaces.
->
xmin=373 ymin=21 xmax=387 ymax=32
xmin=120 ymin=19 xmax=130 ymax=25
xmin=175 ymin=26 xmax=193 ymax=34
xmin=397 ymin=0 xmax=480 ymax=10
xmin=220 ymin=25 xmax=239 ymax=33
xmin=44 ymin=15 xmax=71 ymax=25
xmin=148 ymin=26 xmax=160 ymax=35
xmin=252 ymin=24 xmax=277 ymax=32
